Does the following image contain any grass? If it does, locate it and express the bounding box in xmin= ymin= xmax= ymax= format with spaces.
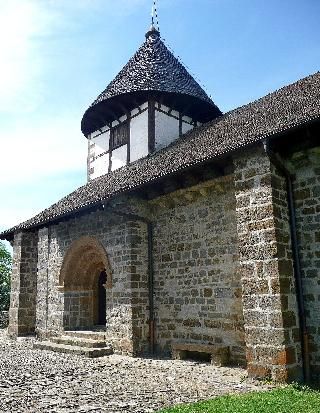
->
xmin=157 ymin=385 xmax=320 ymax=413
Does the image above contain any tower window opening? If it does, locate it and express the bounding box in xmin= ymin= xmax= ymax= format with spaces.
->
xmin=110 ymin=122 xmax=129 ymax=150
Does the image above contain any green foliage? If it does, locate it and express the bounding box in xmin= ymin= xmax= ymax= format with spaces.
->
xmin=157 ymin=385 xmax=320 ymax=413
xmin=0 ymin=241 xmax=12 ymax=311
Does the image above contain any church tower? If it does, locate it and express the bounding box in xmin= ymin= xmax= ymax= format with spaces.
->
xmin=81 ymin=24 xmax=222 ymax=181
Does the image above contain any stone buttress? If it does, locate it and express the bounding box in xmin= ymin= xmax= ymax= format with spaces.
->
xmin=9 ymin=231 xmax=38 ymax=337
xmin=234 ymin=144 xmax=302 ymax=381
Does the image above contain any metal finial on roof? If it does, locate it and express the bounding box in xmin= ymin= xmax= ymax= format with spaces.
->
xmin=151 ymin=2 xmax=155 ymax=26
xmin=146 ymin=0 xmax=160 ymax=38
xmin=152 ymin=0 xmax=160 ymax=31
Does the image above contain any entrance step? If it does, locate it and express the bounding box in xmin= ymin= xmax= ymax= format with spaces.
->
xmin=34 ymin=341 xmax=113 ymax=358
xmin=51 ymin=335 xmax=107 ymax=348
xmin=64 ymin=330 xmax=107 ymax=341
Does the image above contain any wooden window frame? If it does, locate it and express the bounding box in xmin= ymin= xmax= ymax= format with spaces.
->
xmin=108 ymin=120 xmax=131 ymax=172
xmin=110 ymin=121 xmax=129 ymax=151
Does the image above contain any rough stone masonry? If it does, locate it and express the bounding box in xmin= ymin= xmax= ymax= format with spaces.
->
xmin=6 ymin=138 xmax=320 ymax=383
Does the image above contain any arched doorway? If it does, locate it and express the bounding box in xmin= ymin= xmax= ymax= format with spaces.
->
xmin=98 ymin=270 xmax=107 ymax=325
xmin=59 ymin=237 xmax=112 ymax=330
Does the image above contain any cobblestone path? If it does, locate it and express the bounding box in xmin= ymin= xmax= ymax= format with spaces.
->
xmin=0 ymin=330 xmax=269 ymax=412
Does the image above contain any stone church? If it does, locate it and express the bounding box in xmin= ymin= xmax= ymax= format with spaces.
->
xmin=1 ymin=23 xmax=319 ymax=383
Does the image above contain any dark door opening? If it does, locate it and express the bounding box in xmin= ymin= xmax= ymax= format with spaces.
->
xmin=98 ymin=270 xmax=107 ymax=325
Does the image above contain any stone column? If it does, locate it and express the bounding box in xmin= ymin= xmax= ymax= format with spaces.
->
xmin=9 ymin=231 xmax=39 ymax=337
xmin=234 ymin=144 xmax=302 ymax=381
xmin=103 ymin=216 xmax=149 ymax=356
xmin=107 ymin=198 xmax=151 ymax=356
xmin=128 ymin=220 xmax=149 ymax=355
xmin=35 ymin=228 xmax=49 ymax=339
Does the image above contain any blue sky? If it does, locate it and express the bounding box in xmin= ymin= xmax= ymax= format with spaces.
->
xmin=0 ymin=0 xmax=319 ymax=251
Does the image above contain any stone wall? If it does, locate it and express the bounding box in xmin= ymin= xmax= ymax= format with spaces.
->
xmin=63 ymin=290 xmax=93 ymax=330
xmin=35 ymin=209 xmax=149 ymax=355
xmin=8 ymin=142 xmax=319 ymax=382
xmin=290 ymin=147 xmax=320 ymax=380
xmin=152 ymin=175 xmax=245 ymax=365
xmin=234 ymin=145 xmax=302 ymax=381
xmin=9 ymin=231 xmax=38 ymax=337
xmin=36 ymin=228 xmax=49 ymax=338
xmin=126 ymin=220 xmax=149 ymax=355
xmin=0 ymin=311 xmax=9 ymax=329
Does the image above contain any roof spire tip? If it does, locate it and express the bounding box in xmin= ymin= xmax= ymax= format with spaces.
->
xmin=146 ymin=0 xmax=160 ymax=38
xmin=145 ymin=24 xmax=160 ymax=39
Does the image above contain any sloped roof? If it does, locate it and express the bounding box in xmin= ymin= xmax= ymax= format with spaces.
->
xmin=1 ymin=71 xmax=319 ymax=240
xmin=81 ymin=28 xmax=222 ymax=135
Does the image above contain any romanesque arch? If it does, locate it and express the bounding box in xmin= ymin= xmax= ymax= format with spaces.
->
xmin=59 ymin=236 xmax=112 ymax=330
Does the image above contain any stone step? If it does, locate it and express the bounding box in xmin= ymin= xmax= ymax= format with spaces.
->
xmin=51 ymin=335 xmax=107 ymax=348
xmin=33 ymin=341 xmax=113 ymax=358
xmin=63 ymin=330 xmax=107 ymax=341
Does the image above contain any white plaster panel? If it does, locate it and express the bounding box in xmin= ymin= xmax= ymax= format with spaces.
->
xmin=100 ymin=125 xmax=109 ymax=133
xmin=92 ymin=130 xmax=110 ymax=156
xmin=111 ymin=145 xmax=127 ymax=171
xmin=91 ymin=153 xmax=109 ymax=179
xmin=131 ymin=108 xmax=139 ymax=117
xmin=155 ymin=110 xmax=179 ymax=150
xmin=159 ymin=104 xmax=170 ymax=113
xmin=130 ymin=110 xmax=149 ymax=162
xmin=90 ymin=130 xmax=100 ymax=138
xmin=182 ymin=121 xmax=194 ymax=135
xmin=182 ymin=115 xmax=192 ymax=123
xmin=140 ymin=102 xmax=148 ymax=111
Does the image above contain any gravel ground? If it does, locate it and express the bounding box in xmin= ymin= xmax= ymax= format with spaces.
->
xmin=0 ymin=329 xmax=270 ymax=412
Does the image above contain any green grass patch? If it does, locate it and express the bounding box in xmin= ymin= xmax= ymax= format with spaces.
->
xmin=157 ymin=385 xmax=320 ymax=413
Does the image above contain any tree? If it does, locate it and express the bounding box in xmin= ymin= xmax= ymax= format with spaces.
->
xmin=0 ymin=241 xmax=12 ymax=311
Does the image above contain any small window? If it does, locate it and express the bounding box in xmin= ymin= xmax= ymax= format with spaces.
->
xmin=110 ymin=122 xmax=128 ymax=150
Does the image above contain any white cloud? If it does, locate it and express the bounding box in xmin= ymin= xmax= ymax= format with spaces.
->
xmin=0 ymin=0 xmax=155 ymax=242
xmin=0 ymin=116 xmax=87 ymax=186
xmin=0 ymin=206 xmax=38 ymax=231
xmin=0 ymin=1 xmax=56 ymax=112
xmin=0 ymin=1 xmax=90 ymax=239
xmin=0 ymin=0 xmax=151 ymax=114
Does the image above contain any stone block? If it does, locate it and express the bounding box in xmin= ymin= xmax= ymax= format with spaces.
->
xmin=247 ymin=363 xmax=271 ymax=379
xmin=241 ymin=279 xmax=269 ymax=295
xmin=171 ymin=342 xmax=230 ymax=367
xmin=243 ymin=310 xmax=269 ymax=328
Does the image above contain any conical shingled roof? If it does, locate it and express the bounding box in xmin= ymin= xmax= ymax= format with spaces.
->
xmin=81 ymin=28 xmax=222 ymax=136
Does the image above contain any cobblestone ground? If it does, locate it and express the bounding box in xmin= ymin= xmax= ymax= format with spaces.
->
xmin=0 ymin=330 xmax=270 ymax=413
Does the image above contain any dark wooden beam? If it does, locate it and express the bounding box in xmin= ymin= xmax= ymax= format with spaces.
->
xmin=131 ymin=97 xmax=144 ymax=111
xmin=114 ymin=101 xmax=129 ymax=115
xmin=162 ymin=177 xmax=183 ymax=194
xmin=270 ymin=120 xmax=320 ymax=157
xmin=179 ymin=113 xmax=183 ymax=137
xmin=94 ymin=106 xmax=119 ymax=126
xmin=145 ymin=181 xmax=165 ymax=200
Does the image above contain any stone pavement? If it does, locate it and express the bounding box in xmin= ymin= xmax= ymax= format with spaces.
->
xmin=0 ymin=330 xmax=270 ymax=412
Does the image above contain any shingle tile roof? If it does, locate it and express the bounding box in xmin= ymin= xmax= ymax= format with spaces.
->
xmin=93 ymin=30 xmax=214 ymax=106
xmin=81 ymin=29 xmax=221 ymax=135
xmin=1 ymin=71 xmax=319 ymax=239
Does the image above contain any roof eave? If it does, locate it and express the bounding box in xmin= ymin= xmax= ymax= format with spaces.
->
xmin=2 ymin=114 xmax=319 ymax=241
xmin=81 ymin=90 xmax=222 ymax=136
